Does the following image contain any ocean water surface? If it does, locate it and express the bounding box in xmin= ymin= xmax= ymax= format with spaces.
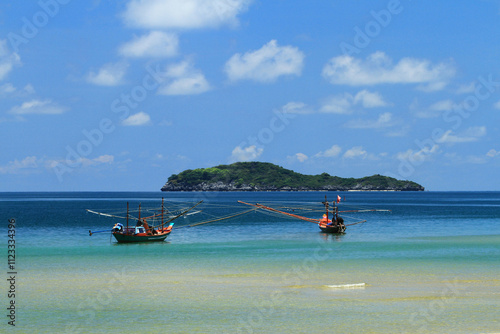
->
xmin=1 ymin=191 xmax=499 ymax=333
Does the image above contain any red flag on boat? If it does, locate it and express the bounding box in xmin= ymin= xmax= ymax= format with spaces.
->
xmin=337 ymin=195 xmax=341 ymax=203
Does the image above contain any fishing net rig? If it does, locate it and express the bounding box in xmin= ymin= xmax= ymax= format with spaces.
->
xmin=87 ymin=197 xmax=390 ymax=234
xmin=87 ymin=199 xmax=260 ymax=232
xmin=237 ymin=198 xmax=391 ymax=227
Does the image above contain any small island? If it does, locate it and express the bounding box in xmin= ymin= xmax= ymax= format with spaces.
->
xmin=161 ymin=162 xmax=424 ymax=192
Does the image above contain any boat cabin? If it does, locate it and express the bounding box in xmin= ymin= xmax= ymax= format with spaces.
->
xmin=135 ymin=226 xmax=146 ymax=234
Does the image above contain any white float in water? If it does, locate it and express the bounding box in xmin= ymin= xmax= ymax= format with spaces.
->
xmin=326 ymin=283 xmax=366 ymax=289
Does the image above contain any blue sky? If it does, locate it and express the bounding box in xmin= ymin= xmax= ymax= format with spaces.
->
xmin=1 ymin=0 xmax=500 ymax=191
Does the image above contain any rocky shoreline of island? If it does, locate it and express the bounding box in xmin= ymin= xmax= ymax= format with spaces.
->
xmin=161 ymin=162 xmax=424 ymax=192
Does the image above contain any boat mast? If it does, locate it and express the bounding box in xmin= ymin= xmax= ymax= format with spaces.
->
xmin=322 ymin=195 xmax=329 ymax=222
xmin=161 ymin=197 xmax=164 ymax=229
xmin=332 ymin=200 xmax=337 ymax=225
xmin=126 ymin=202 xmax=129 ymax=231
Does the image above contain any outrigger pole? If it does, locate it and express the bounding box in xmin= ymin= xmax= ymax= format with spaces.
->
xmin=89 ymin=229 xmax=112 ymax=236
xmin=238 ymin=199 xmax=368 ymax=227
xmin=238 ymin=201 xmax=320 ymax=224
xmin=87 ymin=208 xmax=126 ymax=236
xmin=177 ymin=208 xmax=257 ymax=228
xmin=150 ymin=200 xmax=204 ymax=229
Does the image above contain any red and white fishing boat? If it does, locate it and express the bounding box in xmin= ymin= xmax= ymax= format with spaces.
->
xmin=88 ymin=199 xmax=202 ymax=243
xmin=239 ymin=195 xmax=388 ymax=234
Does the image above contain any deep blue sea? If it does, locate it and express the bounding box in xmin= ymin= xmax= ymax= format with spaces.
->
xmin=1 ymin=191 xmax=499 ymax=333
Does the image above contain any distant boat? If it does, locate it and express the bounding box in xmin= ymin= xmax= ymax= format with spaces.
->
xmin=88 ymin=198 xmax=202 ymax=243
xmin=318 ymin=196 xmax=346 ymax=233
xmin=239 ymin=195 xmax=389 ymax=233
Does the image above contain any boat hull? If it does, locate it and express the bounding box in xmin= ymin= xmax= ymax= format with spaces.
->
xmin=112 ymin=231 xmax=171 ymax=243
xmin=319 ymin=224 xmax=346 ymax=234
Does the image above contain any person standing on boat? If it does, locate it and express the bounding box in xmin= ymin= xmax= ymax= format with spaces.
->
xmin=112 ymin=223 xmax=123 ymax=232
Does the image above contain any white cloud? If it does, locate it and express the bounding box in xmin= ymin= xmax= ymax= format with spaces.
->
xmin=288 ymin=152 xmax=309 ymax=162
xmin=397 ymin=145 xmax=439 ymax=164
xmin=92 ymin=155 xmax=114 ymax=164
xmin=464 ymin=155 xmax=487 ymax=164
xmin=0 ymin=83 xmax=16 ymax=94
xmin=465 ymin=126 xmax=487 ymax=137
xmin=225 ymin=40 xmax=304 ymax=83
xmin=436 ymin=126 xmax=486 ymax=144
xmin=345 ymin=112 xmax=394 ymax=129
xmin=322 ymin=51 xmax=455 ymax=90
xmin=430 ymin=99 xmax=455 ymax=111
xmin=353 ymin=90 xmax=388 ymax=108
xmin=320 ymin=95 xmax=353 ymax=114
xmin=414 ymin=99 xmax=459 ymax=119
xmin=87 ymin=62 xmax=128 ymax=86
xmin=0 ymin=156 xmax=39 ymax=174
xmin=0 ymin=83 xmax=35 ymax=98
xmin=230 ymin=145 xmax=263 ymax=162
xmin=0 ymin=40 xmax=21 ymax=81
xmin=155 ymin=153 xmax=167 ymax=160
xmin=315 ymin=145 xmax=342 ymax=158
xmin=48 ymin=155 xmax=115 ymax=169
xmin=486 ymin=149 xmax=500 ymax=157
xmin=385 ymin=125 xmax=410 ymax=137
xmin=119 ymin=31 xmax=178 ymax=58
xmin=9 ymin=99 xmax=67 ymax=115
xmin=456 ymin=82 xmax=476 ymax=94
xmin=122 ymin=0 xmax=251 ymax=29
xmin=343 ymin=146 xmax=367 ymax=159
xmin=494 ymin=100 xmax=500 ymax=109
xmin=417 ymin=81 xmax=448 ymax=92
xmin=295 ymin=153 xmax=308 ymax=162
xmin=443 ymin=152 xmax=488 ymax=165
xmin=23 ymin=84 xmax=35 ymax=94
xmin=122 ymin=111 xmax=151 ymax=126
xmin=281 ymin=101 xmax=312 ymax=114
xmin=78 ymin=155 xmax=115 ymax=167
xmin=0 ymin=155 xmax=114 ymax=176
xmin=320 ymin=90 xmax=388 ymax=114
xmin=157 ymin=60 xmax=210 ymax=95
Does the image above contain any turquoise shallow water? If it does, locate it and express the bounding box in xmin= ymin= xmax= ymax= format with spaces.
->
xmin=1 ymin=191 xmax=500 ymax=333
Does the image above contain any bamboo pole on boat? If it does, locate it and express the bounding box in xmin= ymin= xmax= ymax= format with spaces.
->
xmin=151 ymin=200 xmax=204 ymax=228
xmin=332 ymin=200 xmax=337 ymax=226
xmin=178 ymin=208 xmax=257 ymax=228
xmin=238 ymin=201 xmax=320 ymax=224
xmin=336 ymin=204 xmax=340 ymax=225
xmin=345 ymin=220 xmax=366 ymax=226
xmin=89 ymin=229 xmax=112 ymax=236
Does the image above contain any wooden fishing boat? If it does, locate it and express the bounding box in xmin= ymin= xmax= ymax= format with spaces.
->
xmin=318 ymin=196 xmax=346 ymax=233
xmin=110 ymin=221 xmax=175 ymax=243
xmin=88 ymin=199 xmax=202 ymax=243
xmin=239 ymin=195 xmax=388 ymax=234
